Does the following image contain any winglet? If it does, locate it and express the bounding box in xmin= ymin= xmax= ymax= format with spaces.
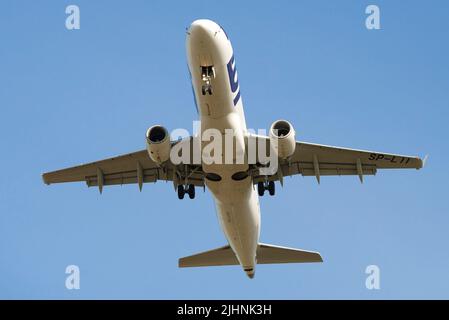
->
xmin=420 ymin=155 xmax=429 ymax=169
xmin=313 ymin=155 xmax=320 ymax=185
xmin=42 ymin=173 xmax=50 ymax=185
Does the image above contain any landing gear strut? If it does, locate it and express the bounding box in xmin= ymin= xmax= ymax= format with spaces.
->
xmin=268 ymin=181 xmax=275 ymax=196
xmin=178 ymin=184 xmax=195 ymax=200
xmin=257 ymin=181 xmax=275 ymax=197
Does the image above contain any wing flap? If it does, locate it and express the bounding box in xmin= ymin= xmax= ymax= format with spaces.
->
xmin=293 ymin=163 xmax=377 ymax=177
xmin=85 ymin=170 xmax=159 ymax=187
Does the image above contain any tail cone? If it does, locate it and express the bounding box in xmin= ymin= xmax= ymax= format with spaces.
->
xmin=244 ymin=268 xmax=255 ymax=279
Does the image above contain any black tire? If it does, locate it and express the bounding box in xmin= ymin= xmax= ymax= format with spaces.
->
xmin=202 ymin=87 xmax=206 ymax=95
xmin=268 ymin=181 xmax=275 ymax=196
xmin=257 ymin=182 xmax=265 ymax=197
xmin=188 ymin=184 xmax=195 ymax=199
xmin=208 ymin=87 xmax=213 ymax=95
xmin=177 ymin=185 xmax=185 ymax=200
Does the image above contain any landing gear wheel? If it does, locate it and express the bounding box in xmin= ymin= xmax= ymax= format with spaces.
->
xmin=268 ymin=181 xmax=275 ymax=196
xmin=177 ymin=185 xmax=185 ymax=200
xmin=202 ymin=85 xmax=213 ymax=95
xmin=257 ymin=182 xmax=265 ymax=197
xmin=188 ymin=184 xmax=195 ymax=199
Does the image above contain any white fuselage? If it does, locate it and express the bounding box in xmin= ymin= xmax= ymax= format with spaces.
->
xmin=186 ymin=19 xmax=260 ymax=277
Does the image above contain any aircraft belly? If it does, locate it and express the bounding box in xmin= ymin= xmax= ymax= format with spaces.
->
xmin=186 ymin=19 xmax=259 ymax=273
xmin=209 ymin=177 xmax=260 ymax=269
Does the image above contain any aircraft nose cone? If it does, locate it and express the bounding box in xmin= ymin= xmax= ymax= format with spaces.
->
xmin=188 ymin=19 xmax=219 ymax=39
xmin=186 ymin=19 xmax=223 ymax=67
xmin=186 ymin=19 xmax=232 ymax=73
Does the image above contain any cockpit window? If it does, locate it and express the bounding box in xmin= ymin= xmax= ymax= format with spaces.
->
xmin=219 ymin=24 xmax=229 ymax=39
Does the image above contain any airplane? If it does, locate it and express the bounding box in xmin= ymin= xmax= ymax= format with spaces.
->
xmin=42 ymin=19 xmax=425 ymax=279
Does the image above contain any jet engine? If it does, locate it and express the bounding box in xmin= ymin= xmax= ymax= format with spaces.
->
xmin=146 ymin=125 xmax=171 ymax=164
xmin=269 ymin=120 xmax=296 ymax=159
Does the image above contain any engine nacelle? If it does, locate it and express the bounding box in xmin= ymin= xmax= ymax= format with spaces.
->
xmin=269 ymin=120 xmax=296 ymax=159
xmin=146 ymin=125 xmax=171 ymax=164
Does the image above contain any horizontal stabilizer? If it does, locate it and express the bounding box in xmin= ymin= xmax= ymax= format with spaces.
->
xmin=178 ymin=243 xmax=323 ymax=268
xmin=179 ymin=245 xmax=238 ymax=268
xmin=256 ymin=243 xmax=323 ymax=264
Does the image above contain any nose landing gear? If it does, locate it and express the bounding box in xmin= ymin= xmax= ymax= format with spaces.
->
xmin=257 ymin=181 xmax=275 ymax=197
xmin=201 ymin=66 xmax=214 ymax=95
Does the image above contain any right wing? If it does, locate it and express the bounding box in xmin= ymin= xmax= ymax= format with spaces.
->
xmin=42 ymin=140 xmax=205 ymax=192
xmin=250 ymin=135 xmax=425 ymax=184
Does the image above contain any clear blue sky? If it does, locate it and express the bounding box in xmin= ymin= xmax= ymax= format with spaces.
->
xmin=1 ymin=0 xmax=448 ymax=299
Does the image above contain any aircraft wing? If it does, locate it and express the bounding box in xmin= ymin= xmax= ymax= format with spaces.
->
xmin=251 ymin=138 xmax=425 ymax=184
xmin=42 ymin=141 xmax=205 ymax=192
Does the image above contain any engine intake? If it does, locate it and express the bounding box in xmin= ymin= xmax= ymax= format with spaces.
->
xmin=269 ymin=120 xmax=296 ymax=159
xmin=146 ymin=125 xmax=170 ymax=164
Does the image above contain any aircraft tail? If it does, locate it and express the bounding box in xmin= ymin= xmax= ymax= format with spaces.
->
xmin=178 ymin=243 xmax=323 ymax=268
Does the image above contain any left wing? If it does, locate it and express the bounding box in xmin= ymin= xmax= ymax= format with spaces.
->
xmin=251 ymin=137 xmax=425 ymax=184
xmin=42 ymin=141 xmax=205 ymax=193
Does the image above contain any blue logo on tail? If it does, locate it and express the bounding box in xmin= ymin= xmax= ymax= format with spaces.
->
xmin=227 ymin=54 xmax=241 ymax=106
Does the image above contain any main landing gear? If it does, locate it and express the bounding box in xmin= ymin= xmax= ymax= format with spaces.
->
xmin=257 ymin=181 xmax=275 ymax=197
xmin=178 ymin=184 xmax=195 ymax=200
